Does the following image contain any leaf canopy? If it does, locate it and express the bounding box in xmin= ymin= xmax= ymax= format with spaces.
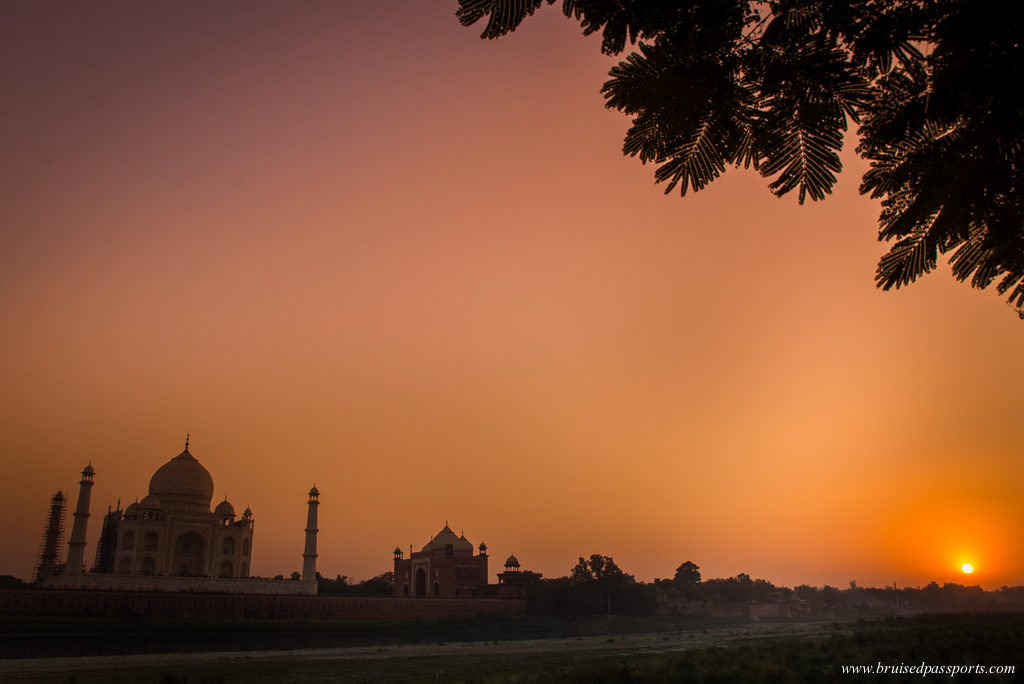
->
xmin=458 ymin=0 xmax=1024 ymax=314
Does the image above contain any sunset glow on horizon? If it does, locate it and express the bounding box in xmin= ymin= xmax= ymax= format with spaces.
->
xmin=2 ymin=1 xmax=1023 ymax=591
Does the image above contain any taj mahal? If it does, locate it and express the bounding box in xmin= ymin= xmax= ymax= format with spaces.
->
xmin=40 ymin=437 xmax=319 ymax=596
xmin=104 ymin=436 xmax=255 ymax=578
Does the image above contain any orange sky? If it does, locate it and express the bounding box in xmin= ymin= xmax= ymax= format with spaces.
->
xmin=2 ymin=1 xmax=1022 ymax=590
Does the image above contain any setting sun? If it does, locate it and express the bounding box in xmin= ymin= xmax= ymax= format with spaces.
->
xmin=962 ymin=564 xmax=974 ymax=574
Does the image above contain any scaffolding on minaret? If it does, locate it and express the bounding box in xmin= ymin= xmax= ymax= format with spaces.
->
xmin=34 ymin=491 xmax=67 ymax=583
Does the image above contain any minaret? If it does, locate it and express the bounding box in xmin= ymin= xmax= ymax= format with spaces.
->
xmin=65 ymin=464 xmax=95 ymax=575
xmin=301 ymin=485 xmax=319 ymax=583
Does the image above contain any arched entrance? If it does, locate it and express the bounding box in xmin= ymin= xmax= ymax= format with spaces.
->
xmin=415 ymin=568 xmax=426 ymax=596
xmin=173 ymin=531 xmax=206 ymax=576
xmin=140 ymin=556 xmax=157 ymax=575
xmin=220 ymin=560 xmax=234 ymax=577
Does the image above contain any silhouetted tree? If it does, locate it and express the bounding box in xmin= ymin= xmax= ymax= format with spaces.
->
xmin=820 ymin=584 xmax=842 ymax=606
xmin=354 ymin=571 xmax=394 ymax=595
xmin=457 ymin=0 xmax=1024 ymax=314
xmin=316 ymin=573 xmax=350 ymax=594
xmin=701 ymin=572 xmax=780 ymax=602
xmin=526 ymin=575 xmax=585 ymax=618
xmin=571 ymin=554 xmax=622 ymax=613
xmin=571 ymin=554 xmax=631 ymax=584
xmin=569 ymin=554 xmax=653 ymax=615
xmin=672 ymin=561 xmax=702 ymax=600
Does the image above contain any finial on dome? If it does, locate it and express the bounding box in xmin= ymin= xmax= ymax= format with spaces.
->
xmin=184 ymin=433 xmax=190 ymax=451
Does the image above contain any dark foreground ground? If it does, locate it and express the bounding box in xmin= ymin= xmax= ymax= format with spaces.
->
xmin=0 ymin=612 xmax=1019 ymax=683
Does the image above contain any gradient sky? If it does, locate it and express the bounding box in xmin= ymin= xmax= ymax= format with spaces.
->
xmin=2 ymin=1 xmax=1022 ymax=590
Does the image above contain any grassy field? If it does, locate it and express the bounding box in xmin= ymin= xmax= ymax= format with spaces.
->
xmin=0 ymin=612 xmax=1019 ymax=683
xmin=503 ymin=612 xmax=1023 ymax=684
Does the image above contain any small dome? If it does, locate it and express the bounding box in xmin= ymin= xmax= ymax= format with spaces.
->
xmin=148 ymin=447 xmax=214 ymax=513
xmin=215 ymin=499 xmax=235 ymax=516
xmin=394 ymin=546 xmax=402 ymax=554
xmin=138 ymin=494 xmax=162 ymax=509
xmin=82 ymin=464 xmax=95 ymax=475
xmin=243 ymin=507 xmax=253 ymax=518
xmin=505 ymin=554 xmax=520 ymax=567
xmin=124 ymin=502 xmax=139 ymax=517
xmin=309 ymin=485 xmax=319 ymax=497
xmin=479 ymin=541 xmax=488 ymax=552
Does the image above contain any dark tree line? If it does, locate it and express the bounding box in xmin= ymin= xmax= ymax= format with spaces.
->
xmin=521 ymin=558 xmax=1024 ymax=617
xmin=843 ymin=581 xmax=1024 ymax=612
xmin=656 ymin=561 xmax=786 ymax=604
xmin=522 ymin=556 xmax=786 ymax=617
xmin=524 ymin=554 xmax=656 ymax=617
xmin=316 ymin=571 xmax=394 ymax=596
xmin=457 ymin=0 xmax=1024 ymax=314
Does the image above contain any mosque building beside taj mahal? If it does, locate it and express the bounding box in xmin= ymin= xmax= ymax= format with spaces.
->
xmin=392 ymin=524 xmax=527 ymax=600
